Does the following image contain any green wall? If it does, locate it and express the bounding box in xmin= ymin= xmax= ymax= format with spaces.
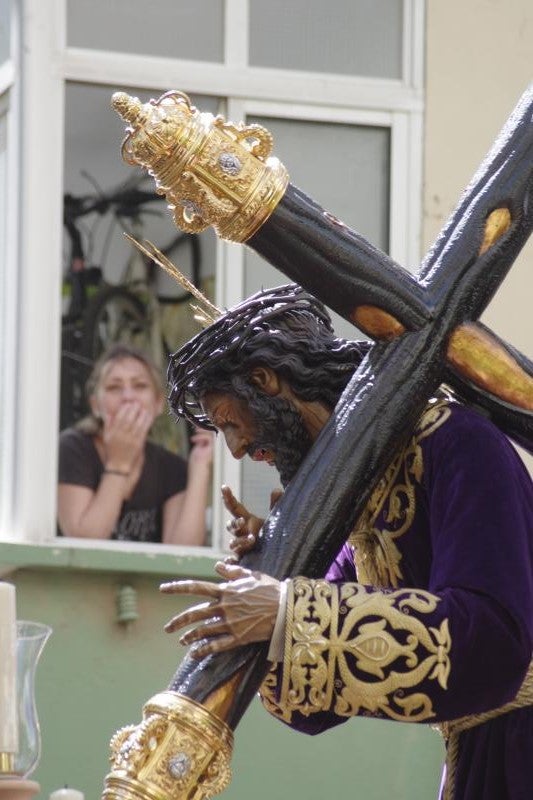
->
xmin=9 ymin=564 xmax=444 ymax=800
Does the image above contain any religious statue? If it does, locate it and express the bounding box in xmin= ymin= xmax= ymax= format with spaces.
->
xmin=102 ymin=86 xmax=533 ymax=800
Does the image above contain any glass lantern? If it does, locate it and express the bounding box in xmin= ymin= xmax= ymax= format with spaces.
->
xmin=14 ymin=621 xmax=52 ymax=778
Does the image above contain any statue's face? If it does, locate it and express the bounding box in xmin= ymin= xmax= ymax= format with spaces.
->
xmin=202 ymin=391 xmax=272 ymax=463
xmin=202 ymin=387 xmax=313 ymax=486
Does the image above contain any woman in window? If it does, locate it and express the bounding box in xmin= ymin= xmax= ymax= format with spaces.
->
xmin=57 ymin=343 xmax=213 ymax=544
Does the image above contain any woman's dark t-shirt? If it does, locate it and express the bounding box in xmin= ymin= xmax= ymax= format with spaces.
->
xmin=58 ymin=428 xmax=188 ymax=542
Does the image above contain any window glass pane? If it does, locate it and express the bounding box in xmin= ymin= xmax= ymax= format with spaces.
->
xmin=249 ymin=0 xmax=403 ymax=79
xmin=61 ymin=82 xmax=219 ymax=457
xmin=0 ymin=0 xmax=10 ymax=63
xmin=242 ymin=115 xmax=390 ymax=515
xmin=67 ymin=0 xmax=224 ymax=62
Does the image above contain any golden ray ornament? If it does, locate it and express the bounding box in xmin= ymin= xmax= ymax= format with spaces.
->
xmin=124 ymin=233 xmax=222 ymax=326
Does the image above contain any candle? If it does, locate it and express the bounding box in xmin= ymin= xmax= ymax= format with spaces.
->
xmin=49 ymin=789 xmax=85 ymax=800
xmin=0 ymin=581 xmax=17 ymax=756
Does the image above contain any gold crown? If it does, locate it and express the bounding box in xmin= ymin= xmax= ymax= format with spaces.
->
xmin=112 ymin=90 xmax=289 ymax=242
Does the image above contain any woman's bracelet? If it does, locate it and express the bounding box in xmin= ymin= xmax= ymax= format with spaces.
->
xmin=103 ymin=468 xmax=130 ymax=477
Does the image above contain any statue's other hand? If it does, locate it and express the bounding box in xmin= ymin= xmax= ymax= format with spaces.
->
xmin=160 ymin=562 xmax=280 ymax=659
xmin=221 ymin=485 xmax=265 ymax=562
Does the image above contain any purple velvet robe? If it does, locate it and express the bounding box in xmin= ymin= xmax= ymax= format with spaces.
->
xmin=261 ymin=402 xmax=533 ymax=799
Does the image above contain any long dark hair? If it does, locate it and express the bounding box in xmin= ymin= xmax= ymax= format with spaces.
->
xmin=168 ymin=284 xmax=370 ymax=428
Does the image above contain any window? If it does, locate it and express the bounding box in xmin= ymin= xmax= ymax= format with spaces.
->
xmin=242 ymin=113 xmax=391 ymax=514
xmin=60 ymin=81 xmax=219 ymax=439
xmin=249 ymin=0 xmax=403 ymax=79
xmin=67 ymin=0 xmax=224 ymax=62
xmin=1 ymin=0 xmax=424 ymax=561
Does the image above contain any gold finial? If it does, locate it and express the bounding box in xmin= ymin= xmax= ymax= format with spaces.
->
xmin=124 ymin=234 xmax=222 ymax=327
xmin=111 ymin=92 xmax=144 ymax=126
xmin=112 ymin=90 xmax=289 ymax=242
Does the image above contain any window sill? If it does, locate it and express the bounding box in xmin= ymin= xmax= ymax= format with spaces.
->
xmin=0 ymin=539 xmax=223 ymax=578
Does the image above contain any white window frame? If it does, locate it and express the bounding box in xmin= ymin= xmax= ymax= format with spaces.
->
xmin=0 ymin=6 xmax=18 ymax=537
xmin=0 ymin=0 xmax=425 ymax=560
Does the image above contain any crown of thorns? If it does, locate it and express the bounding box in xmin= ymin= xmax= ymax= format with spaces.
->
xmin=167 ymin=284 xmax=335 ymax=428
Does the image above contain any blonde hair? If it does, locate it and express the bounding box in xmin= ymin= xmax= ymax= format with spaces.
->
xmin=77 ymin=344 xmax=165 ymax=435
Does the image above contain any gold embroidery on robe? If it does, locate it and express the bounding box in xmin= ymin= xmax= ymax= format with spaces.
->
xmin=350 ymin=398 xmax=451 ymax=588
xmin=260 ymin=399 xmax=453 ymax=724
xmin=261 ymin=578 xmax=451 ymax=724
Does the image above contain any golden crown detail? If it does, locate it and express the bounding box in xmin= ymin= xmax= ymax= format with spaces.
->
xmin=112 ymin=90 xmax=289 ymax=242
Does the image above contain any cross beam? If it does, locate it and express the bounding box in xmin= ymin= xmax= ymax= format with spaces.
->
xmin=248 ymin=88 xmax=533 ymax=451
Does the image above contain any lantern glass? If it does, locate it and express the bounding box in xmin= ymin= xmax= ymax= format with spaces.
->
xmin=14 ymin=622 xmax=52 ymax=778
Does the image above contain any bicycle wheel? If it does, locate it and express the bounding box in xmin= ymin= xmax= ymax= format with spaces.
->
xmin=60 ymin=319 xmax=91 ymax=427
xmin=81 ymin=285 xmax=150 ymax=362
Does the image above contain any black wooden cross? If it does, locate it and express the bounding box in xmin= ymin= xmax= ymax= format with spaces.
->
xmin=116 ymin=88 xmax=533 ymax=729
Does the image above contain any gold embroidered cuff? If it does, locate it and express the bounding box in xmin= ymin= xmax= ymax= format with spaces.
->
xmin=112 ymin=90 xmax=289 ymax=242
xmin=272 ymin=578 xmax=451 ymax=723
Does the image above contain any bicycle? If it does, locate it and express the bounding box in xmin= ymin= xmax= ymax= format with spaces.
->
xmin=60 ymin=172 xmax=204 ymax=451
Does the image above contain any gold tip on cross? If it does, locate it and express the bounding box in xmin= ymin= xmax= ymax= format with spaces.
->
xmin=111 ymin=92 xmax=142 ymax=125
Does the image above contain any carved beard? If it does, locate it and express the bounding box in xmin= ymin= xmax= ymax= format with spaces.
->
xmin=245 ymin=392 xmax=313 ymax=487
